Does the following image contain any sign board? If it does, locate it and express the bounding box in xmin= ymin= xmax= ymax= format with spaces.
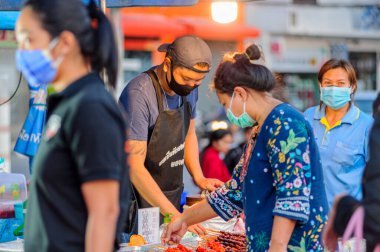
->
xmin=269 ymin=38 xmax=329 ymax=73
xmin=138 ymin=207 xmax=160 ymax=244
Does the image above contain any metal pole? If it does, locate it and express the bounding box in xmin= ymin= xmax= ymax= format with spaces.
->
xmin=100 ymin=0 xmax=106 ymax=13
xmin=99 ymin=0 xmax=109 ymax=88
xmin=110 ymin=8 xmax=124 ymax=96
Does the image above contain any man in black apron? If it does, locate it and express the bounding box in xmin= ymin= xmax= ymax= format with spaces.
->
xmin=119 ymin=36 xmax=223 ymax=234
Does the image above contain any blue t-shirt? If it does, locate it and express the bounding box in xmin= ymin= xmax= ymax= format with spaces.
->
xmin=119 ymin=71 xmax=198 ymax=141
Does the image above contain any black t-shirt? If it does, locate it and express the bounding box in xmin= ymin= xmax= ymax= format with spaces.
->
xmin=24 ymin=73 xmax=130 ymax=252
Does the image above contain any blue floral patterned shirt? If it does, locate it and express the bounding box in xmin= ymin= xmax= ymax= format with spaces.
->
xmin=207 ymin=104 xmax=329 ymax=252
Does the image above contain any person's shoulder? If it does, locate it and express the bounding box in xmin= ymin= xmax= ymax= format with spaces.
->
xmin=304 ymin=106 xmax=318 ymax=117
xmin=123 ymin=72 xmax=153 ymax=93
xmin=269 ymin=103 xmax=312 ymax=132
xmin=272 ymin=103 xmax=304 ymax=119
xmin=77 ymin=74 xmax=115 ymax=104
xmin=74 ymin=89 xmax=124 ymax=129
xmin=68 ymin=74 xmax=120 ymax=115
xmin=358 ymin=108 xmax=374 ymax=122
xmin=203 ymin=146 xmax=218 ymax=157
xmin=119 ymin=72 xmax=156 ymax=106
xmin=357 ymin=107 xmax=374 ymax=127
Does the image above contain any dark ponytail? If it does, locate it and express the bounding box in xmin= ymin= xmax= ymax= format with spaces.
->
xmin=86 ymin=0 xmax=118 ymax=88
xmin=213 ymin=44 xmax=276 ymax=95
xmin=24 ymin=0 xmax=118 ymax=89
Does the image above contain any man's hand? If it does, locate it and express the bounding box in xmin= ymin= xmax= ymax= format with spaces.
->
xmin=195 ymin=176 xmax=224 ymax=191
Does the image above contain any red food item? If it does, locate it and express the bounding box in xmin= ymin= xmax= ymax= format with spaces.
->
xmin=178 ymin=244 xmax=192 ymax=252
xmin=165 ymin=244 xmax=192 ymax=252
xmin=165 ymin=248 xmax=180 ymax=252
xmin=207 ymin=241 xmax=225 ymax=252
xmin=196 ymin=241 xmax=225 ymax=252
xmin=196 ymin=248 xmax=208 ymax=252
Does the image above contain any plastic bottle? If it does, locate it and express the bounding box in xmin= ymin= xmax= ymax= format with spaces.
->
xmin=159 ymin=213 xmax=172 ymax=237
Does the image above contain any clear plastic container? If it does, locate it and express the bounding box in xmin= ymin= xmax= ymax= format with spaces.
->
xmin=0 ymin=170 xmax=28 ymax=220
xmin=0 ymin=173 xmax=27 ymax=202
xmin=0 ymin=168 xmax=27 ymax=243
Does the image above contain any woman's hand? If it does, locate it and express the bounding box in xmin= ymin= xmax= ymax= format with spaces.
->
xmin=323 ymin=194 xmax=345 ymax=251
xmin=161 ymin=214 xmax=188 ymax=245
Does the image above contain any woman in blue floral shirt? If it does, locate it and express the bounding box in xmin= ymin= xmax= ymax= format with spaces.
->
xmin=162 ymin=44 xmax=329 ymax=252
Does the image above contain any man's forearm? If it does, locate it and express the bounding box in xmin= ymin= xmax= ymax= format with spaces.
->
xmin=184 ymin=119 xmax=204 ymax=183
xmin=130 ymin=164 xmax=180 ymax=215
xmin=127 ymin=140 xmax=180 ymax=215
xmin=184 ymin=129 xmax=204 ymax=182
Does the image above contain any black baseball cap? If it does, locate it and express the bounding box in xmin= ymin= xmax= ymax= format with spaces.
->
xmin=158 ymin=35 xmax=212 ymax=73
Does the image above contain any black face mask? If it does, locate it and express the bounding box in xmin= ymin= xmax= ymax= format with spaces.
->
xmin=166 ymin=63 xmax=197 ymax=96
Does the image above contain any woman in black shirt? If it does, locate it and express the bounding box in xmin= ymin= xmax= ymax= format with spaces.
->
xmin=15 ymin=0 xmax=130 ymax=251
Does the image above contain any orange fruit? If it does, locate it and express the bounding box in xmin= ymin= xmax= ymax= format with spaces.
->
xmin=128 ymin=234 xmax=146 ymax=246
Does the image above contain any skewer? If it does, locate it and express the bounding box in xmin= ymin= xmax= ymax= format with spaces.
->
xmin=205 ymin=228 xmax=221 ymax=234
xmin=198 ymin=233 xmax=218 ymax=242
xmin=150 ymin=244 xmax=167 ymax=250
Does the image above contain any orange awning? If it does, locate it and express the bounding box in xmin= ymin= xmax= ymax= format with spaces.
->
xmin=121 ymin=13 xmax=260 ymax=42
xmin=122 ymin=13 xmax=187 ymax=39
xmin=175 ymin=16 xmax=260 ymax=41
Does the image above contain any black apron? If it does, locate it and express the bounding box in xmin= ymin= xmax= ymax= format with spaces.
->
xmin=135 ymin=69 xmax=191 ymax=220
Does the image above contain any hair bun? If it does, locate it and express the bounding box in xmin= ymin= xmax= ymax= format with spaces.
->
xmin=245 ymin=44 xmax=261 ymax=61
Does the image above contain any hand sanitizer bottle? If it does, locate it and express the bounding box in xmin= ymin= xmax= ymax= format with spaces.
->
xmin=159 ymin=213 xmax=172 ymax=237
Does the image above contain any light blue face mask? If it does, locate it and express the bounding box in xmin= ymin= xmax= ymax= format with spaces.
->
xmin=320 ymin=86 xmax=352 ymax=110
xmin=226 ymin=92 xmax=255 ymax=128
xmin=15 ymin=38 xmax=62 ymax=87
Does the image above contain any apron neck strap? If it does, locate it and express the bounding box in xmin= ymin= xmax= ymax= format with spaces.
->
xmin=145 ymin=69 xmax=164 ymax=112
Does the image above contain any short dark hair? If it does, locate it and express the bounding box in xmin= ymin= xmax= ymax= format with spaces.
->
xmin=24 ymin=0 xmax=118 ymax=88
xmin=212 ymin=44 xmax=276 ymax=95
xmin=318 ymin=59 xmax=358 ymax=94
xmin=209 ymin=129 xmax=231 ymax=144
